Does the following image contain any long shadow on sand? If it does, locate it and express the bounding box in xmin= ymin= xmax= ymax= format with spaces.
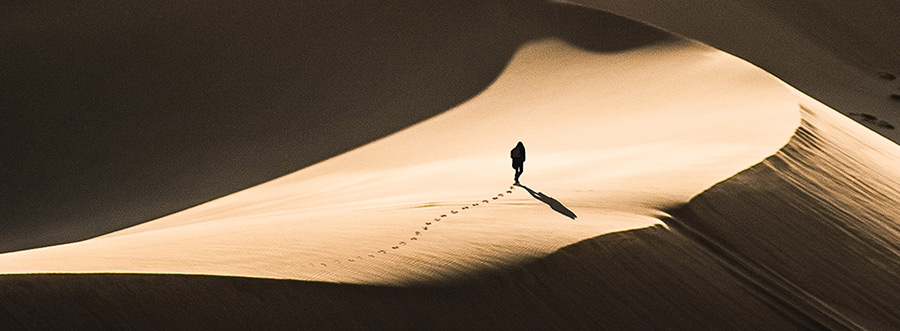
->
xmin=516 ymin=184 xmax=577 ymax=219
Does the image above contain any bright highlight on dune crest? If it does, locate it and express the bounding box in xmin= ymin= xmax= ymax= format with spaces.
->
xmin=0 ymin=38 xmax=800 ymax=285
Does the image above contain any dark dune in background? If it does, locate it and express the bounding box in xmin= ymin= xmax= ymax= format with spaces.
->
xmin=0 ymin=0 xmax=670 ymax=253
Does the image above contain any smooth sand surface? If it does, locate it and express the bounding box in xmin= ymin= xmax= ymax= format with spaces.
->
xmin=572 ymin=0 xmax=900 ymax=143
xmin=0 ymin=38 xmax=799 ymax=285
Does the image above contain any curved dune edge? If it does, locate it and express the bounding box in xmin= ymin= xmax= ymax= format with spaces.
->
xmin=0 ymin=37 xmax=801 ymax=284
xmin=664 ymin=91 xmax=900 ymax=329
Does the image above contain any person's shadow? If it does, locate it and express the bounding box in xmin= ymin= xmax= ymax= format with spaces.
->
xmin=516 ymin=184 xmax=577 ymax=220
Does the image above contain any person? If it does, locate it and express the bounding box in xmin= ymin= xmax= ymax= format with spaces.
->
xmin=510 ymin=141 xmax=525 ymax=185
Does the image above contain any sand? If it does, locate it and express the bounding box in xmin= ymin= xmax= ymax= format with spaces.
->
xmin=3 ymin=0 xmax=900 ymax=328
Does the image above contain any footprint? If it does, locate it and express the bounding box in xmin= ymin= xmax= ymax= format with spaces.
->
xmin=850 ymin=112 xmax=878 ymax=121
xmin=440 ymin=214 xmax=447 ymax=218
xmin=891 ymin=93 xmax=900 ymax=101
xmin=509 ymin=186 xmax=515 ymax=189
xmin=472 ymin=203 xmax=478 ymax=206
xmin=423 ymin=226 xmax=429 ymax=230
xmin=378 ymin=250 xmax=386 ymax=254
xmin=392 ymin=246 xmax=399 ymax=249
xmin=399 ymin=241 xmax=406 ymax=246
xmin=451 ymin=210 xmax=458 ymax=214
xmin=878 ymin=71 xmax=896 ymax=80
xmin=348 ymin=259 xmax=355 ymax=262
xmin=434 ymin=217 xmax=441 ymax=221
xmin=426 ymin=222 xmax=432 ymax=225
xmin=506 ymin=190 xmax=512 ymax=193
xmin=492 ymin=197 xmax=498 ymax=200
xmin=482 ymin=200 xmax=489 ymax=203
xmin=321 ymin=263 xmax=327 ymax=267
xmin=415 ymin=231 xmax=421 ymax=235
xmin=849 ymin=112 xmax=896 ymax=129
xmin=498 ymin=193 xmax=504 ymax=197
xmin=356 ymin=256 xmax=363 ymax=259
xmin=462 ymin=206 xmax=469 ymax=210
xmin=410 ymin=237 xmax=417 ymax=240
xmin=368 ymin=254 xmax=375 ymax=258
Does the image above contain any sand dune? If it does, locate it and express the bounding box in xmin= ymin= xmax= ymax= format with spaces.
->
xmin=3 ymin=0 xmax=900 ymax=328
xmin=0 ymin=37 xmax=799 ymax=285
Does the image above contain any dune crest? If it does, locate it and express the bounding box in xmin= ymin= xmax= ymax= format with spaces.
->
xmin=664 ymin=91 xmax=900 ymax=329
xmin=0 ymin=38 xmax=799 ymax=284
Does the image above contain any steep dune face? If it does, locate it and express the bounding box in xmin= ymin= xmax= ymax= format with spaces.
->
xmin=667 ymin=96 xmax=900 ymax=329
xmin=0 ymin=37 xmax=800 ymax=285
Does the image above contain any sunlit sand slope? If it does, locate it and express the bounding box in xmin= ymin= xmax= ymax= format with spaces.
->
xmin=0 ymin=38 xmax=799 ymax=284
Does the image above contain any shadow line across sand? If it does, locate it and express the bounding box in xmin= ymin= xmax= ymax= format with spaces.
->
xmin=516 ymin=184 xmax=577 ymax=219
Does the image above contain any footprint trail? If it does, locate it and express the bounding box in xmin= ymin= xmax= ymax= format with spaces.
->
xmin=307 ymin=185 xmax=518 ymax=269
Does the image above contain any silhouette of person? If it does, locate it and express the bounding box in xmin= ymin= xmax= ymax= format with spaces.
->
xmin=510 ymin=141 xmax=525 ymax=184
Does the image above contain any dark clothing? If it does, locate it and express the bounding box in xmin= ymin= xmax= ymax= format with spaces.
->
xmin=512 ymin=160 xmax=524 ymax=183
xmin=511 ymin=143 xmax=525 ymax=183
xmin=510 ymin=145 xmax=525 ymax=162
